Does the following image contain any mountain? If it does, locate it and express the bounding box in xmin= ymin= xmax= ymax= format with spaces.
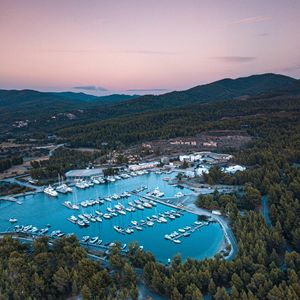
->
xmin=0 ymin=89 xmax=137 ymax=108
xmin=109 ymin=73 xmax=300 ymax=113
xmin=0 ymin=89 xmax=138 ymax=134
xmin=1 ymin=73 xmax=299 ymax=138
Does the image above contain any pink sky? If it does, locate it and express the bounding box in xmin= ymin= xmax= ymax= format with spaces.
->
xmin=0 ymin=0 xmax=300 ymax=94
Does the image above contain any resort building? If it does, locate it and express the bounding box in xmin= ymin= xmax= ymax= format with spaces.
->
xmin=128 ymin=161 xmax=160 ymax=171
xmin=223 ymin=165 xmax=246 ymax=174
xmin=195 ymin=166 xmax=210 ymax=176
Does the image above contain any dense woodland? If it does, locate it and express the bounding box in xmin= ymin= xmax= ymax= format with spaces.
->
xmin=58 ymin=93 xmax=300 ymax=148
xmin=29 ymin=148 xmax=102 ymax=180
xmin=0 ymin=236 xmax=139 ymax=300
xmin=0 ymin=156 xmax=23 ymax=172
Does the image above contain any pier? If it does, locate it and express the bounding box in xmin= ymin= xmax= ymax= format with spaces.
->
xmin=0 ymin=196 xmax=22 ymax=204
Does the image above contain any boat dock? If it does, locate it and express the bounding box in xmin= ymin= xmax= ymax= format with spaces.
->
xmin=0 ymin=196 xmax=22 ymax=204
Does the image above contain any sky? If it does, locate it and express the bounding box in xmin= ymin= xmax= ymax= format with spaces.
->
xmin=0 ymin=0 xmax=300 ymax=95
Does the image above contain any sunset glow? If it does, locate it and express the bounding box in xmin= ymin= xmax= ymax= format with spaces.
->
xmin=1 ymin=0 xmax=300 ymax=94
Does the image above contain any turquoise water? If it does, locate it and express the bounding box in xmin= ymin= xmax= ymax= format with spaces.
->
xmin=0 ymin=173 xmax=224 ymax=263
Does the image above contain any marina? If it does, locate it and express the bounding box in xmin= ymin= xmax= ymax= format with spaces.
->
xmin=0 ymin=172 xmax=225 ymax=263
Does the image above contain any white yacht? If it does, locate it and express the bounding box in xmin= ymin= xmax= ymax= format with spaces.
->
xmin=174 ymin=191 xmax=184 ymax=198
xmin=56 ymin=183 xmax=72 ymax=194
xmin=44 ymin=185 xmax=58 ymax=197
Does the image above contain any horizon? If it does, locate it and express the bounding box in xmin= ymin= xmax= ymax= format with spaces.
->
xmin=0 ymin=72 xmax=298 ymax=97
xmin=1 ymin=0 xmax=300 ymax=94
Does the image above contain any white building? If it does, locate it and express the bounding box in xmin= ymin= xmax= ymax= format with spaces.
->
xmin=128 ymin=161 xmax=160 ymax=171
xmin=184 ymin=170 xmax=195 ymax=178
xmin=223 ymin=165 xmax=246 ymax=174
xmin=195 ymin=166 xmax=210 ymax=176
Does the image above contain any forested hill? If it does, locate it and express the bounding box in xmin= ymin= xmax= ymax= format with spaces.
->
xmin=0 ymin=90 xmax=137 ymax=135
xmin=58 ymin=92 xmax=300 ymax=148
xmin=0 ymin=89 xmax=137 ymax=109
xmin=1 ymin=73 xmax=300 ymax=139
xmin=110 ymin=73 xmax=300 ymax=112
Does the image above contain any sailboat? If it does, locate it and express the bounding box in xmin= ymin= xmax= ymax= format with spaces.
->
xmin=56 ymin=174 xmax=72 ymax=193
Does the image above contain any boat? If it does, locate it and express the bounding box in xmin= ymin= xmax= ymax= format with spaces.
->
xmin=67 ymin=215 xmax=78 ymax=224
xmin=173 ymin=239 xmax=181 ymax=244
xmin=44 ymin=185 xmax=58 ymax=197
xmin=164 ymin=234 xmax=171 ymax=240
xmin=114 ymin=204 xmax=122 ymax=210
xmin=114 ymin=226 xmax=123 ymax=233
xmin=98 ymin=239 xmax=103 ymax=245
xmin=82 ymin=236 xmax=90 ymax=242
xmin=169 ymin=215 xmax=176 ymax=220
xmin=125 ymin=228 xmax=134 ymax=234
xmin=80 ymin=201 xmax=88 ymax=208
xmin=9 ymin=218 xmax=18 ymax=223
xmin=75 ymin=181 xmax=87 ymax=189
xmin=131 ymin=220 xmax=138 ymax=226
xmin=118 ymin=210 xmax=126 ymax=215
xmin=178 ymin=229 xmax=185 ymax=233
xmin=96 ymin=216 xmax=102 ymax=222
xmin=77 ymin=220 xmax=86 ymax=227
xmin=83 ymin=220 xmax=90 ymax=226
xmin=152 ymin=187 xmax=164 ymax=197
xmin=90 ymin=237 xmax=99 ymax=244
xmin=183 ymin=232 xmax=190 ymax=237
xmin=194 ymin=220 xmax=202 ymax=225
xmin=56 ymin=183 xmax=72 ymax=194
xmin=159 ymin=217 xmax=167 ymax=223
xmin=92 ymin=178 xmax=100 ymax=184
xmin=103 ymin=213 xmax=111 ymax=219
xmin=146 ymin=221 xmax=154 ymax=226
xmin=111 ymin=212 xmax=118 ymax=217
xmin=63 ymin=201 xmax=72 ymax=209
xmin=174 ymin=191 xmax=184 ymax=198
xmin=135 ymin=226 xmax=143 ymax=231
xmin=142 ymin=202 xmax=152 ymax=208
xmin=39 ymin=228 xmax=49 ymax=234
xmin=122 ymin=244 xmax=127 ymax=250
xmin=136 ymin=204 xmax=144 ymax=210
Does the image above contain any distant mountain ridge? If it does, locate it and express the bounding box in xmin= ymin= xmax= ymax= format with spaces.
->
xmin=1 ymin=73 xmax=300 ymax=137
xmin=118 ymin=73 xmax=300 ymax=111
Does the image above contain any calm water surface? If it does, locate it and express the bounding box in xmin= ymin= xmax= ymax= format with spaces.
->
xmin=0 ymin=173 xmax=224 ymax=263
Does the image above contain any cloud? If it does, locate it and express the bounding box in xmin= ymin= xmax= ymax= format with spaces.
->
xmin=73 ymin=85 xmax=108 ymax=91
xmin=232 ymin=16 xmax=271 ymax=25
xmin=127 ymin=88 xmax=169 ymax=92
xmin=211 ymin=56 xmax=256 ymax=63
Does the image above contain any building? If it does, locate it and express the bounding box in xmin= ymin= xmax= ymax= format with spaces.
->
xmin=128 ymin=161 xmax=160 ymax=171
xmin=223 ymin=165 xmax=246 ymax=174
xmin=195 ymin=166 xmax=210 ymax=176
xmin=184 ymin=170 xmax=195 ymax=178
xmin=65 ymin=168 xmax=103 ymax=180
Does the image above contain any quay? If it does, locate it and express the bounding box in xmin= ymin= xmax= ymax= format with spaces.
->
xmin=0 ymin=196 xmax=22 ymax=204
